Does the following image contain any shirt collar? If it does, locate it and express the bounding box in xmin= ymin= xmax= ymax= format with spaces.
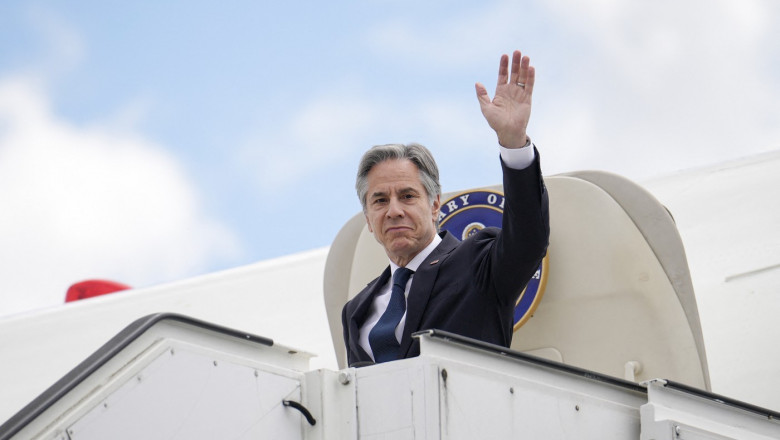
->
xmin=389 ymin=233 xmax=442 ymax=274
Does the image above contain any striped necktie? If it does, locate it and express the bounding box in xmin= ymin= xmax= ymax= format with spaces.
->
xmin=369 ymin=267 xmax=414 ymax=363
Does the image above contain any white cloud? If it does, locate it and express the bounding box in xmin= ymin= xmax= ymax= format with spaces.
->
xmin=238 ymin=88 xmax=499 ymax=194
xmin=365 ymin=2 xmax=533 ymax=67
xmin=239 ymin=94 xmax=375 ymax=190
xmin=0 ymin=77 xmax=242 ymax=316
xmin=527 ymin=0 xmax=780 ymax=178
xmin=23 ymin=4 xmax=87 ymax=76
xmin=364 ymin=0 xmax=780 ymax=179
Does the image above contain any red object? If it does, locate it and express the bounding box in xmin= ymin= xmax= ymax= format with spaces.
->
xmin=65 ymin=280 xmax=131 ymax=303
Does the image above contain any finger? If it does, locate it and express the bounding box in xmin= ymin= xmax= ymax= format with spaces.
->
xmin=524 ymin=65 xmax=536 ymax=95
xmin=517 ymin=55 xmax=530 ymax=85
xmin=509 ymin=50 xmax=522 ymax=85
xmin=496 ymin=54 xmax=509 ymax=87
xmin=475 ymin=82 xmax=491 ymax=106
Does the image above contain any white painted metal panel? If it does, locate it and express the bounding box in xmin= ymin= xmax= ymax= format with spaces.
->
xmin=438 ymin=364 xmax=641 ymax=439
xmin=67 ymin=345 xmax=304 ymax=440
xmin=5 ymin=315 xmax=313 ymax=440
xmin=354 ymin=362 xmax=437 ymax=440
xmin=419 ymin=332 xmax=646 ymax=439
xmin=303 ymin=369 xmax=358 ymax=440
xmin=640 ymin=380 xmax=780 ymax=440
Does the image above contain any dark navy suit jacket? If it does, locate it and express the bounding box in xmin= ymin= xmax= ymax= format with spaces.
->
xmin=342 ymin=152 xmax=549 ymax=367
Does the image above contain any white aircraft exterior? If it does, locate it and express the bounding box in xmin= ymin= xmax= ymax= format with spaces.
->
xmin=0 ymin=149 xmax=778 ymax=438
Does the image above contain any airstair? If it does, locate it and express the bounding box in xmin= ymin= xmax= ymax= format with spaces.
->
xmin=2 ymin=313 xmax=778 ymax=439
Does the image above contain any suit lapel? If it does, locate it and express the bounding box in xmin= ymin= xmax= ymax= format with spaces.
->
xmin=349 ymin=267 xmax=391 ymax=362
xmin=399 ymin=232 xmax=459 ymax=357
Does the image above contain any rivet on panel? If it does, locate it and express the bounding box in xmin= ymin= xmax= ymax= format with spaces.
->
xmin=338 ymin=371 xmax=352 ymax=385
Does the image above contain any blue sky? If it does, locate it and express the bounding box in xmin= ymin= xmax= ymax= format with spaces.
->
xmin=1 ymin=0 xmax=778 ymax=316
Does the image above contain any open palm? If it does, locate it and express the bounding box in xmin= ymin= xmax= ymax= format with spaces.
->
xmin=476 ymin=51 xmax=535 ymax=149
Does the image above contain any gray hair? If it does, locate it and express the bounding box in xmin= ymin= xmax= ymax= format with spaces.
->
xmin=356 ymin=143 xmax=441 ymax=212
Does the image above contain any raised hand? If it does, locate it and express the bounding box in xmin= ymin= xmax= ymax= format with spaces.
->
xmin=475 ymin=50 xmax=535 ymax=149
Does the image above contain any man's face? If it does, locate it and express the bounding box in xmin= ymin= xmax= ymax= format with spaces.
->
xmin=364 ymin=159 xmax=441 ymax=267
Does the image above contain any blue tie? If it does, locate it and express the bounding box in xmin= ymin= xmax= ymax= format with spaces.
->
xmin=369 ymin=267 xmax=414 ymax=363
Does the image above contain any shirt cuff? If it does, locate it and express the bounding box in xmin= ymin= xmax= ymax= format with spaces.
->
xmin=499 ymin=136 xmax=535 ymax=170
